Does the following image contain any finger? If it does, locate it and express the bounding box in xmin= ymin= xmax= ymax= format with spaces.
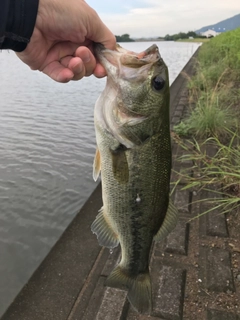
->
xmin=60 ymin=56 xmax=83 ymax=74
xmin=40 ymin=42 xmax=87 ymax=82
xmin=40 ymin=42 xmax=80 ymax=72
xmin=67 ymin=57 xmax=86 ymax=81
xmin=74 ymin=47 xmax=97 ymax=77
xmin=82 ymin=43 xmax=107 ymax=78
xmin=60 ymin=56 xmax=86 ymax=81
xmin=93 ymin=63 xmax=107 ymax=78
xmin=42 ymin=61 xmax=74 ymax=83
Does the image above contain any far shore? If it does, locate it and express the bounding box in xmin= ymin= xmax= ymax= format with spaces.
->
xmin=120 ymin=38 xmax=209 ymax=43
xmin=176 ymin=38 xmax=210 ymax=43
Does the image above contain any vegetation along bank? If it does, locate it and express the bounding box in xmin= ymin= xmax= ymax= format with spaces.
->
xmin=173 ymin=27 xmax=240 ymax=220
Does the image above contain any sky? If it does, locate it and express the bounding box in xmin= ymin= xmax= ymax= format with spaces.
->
xmin=87 ymin=0 xmax=240 ymax=38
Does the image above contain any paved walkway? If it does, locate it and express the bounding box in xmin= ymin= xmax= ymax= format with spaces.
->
xmin=2 ymin=51 xmax=240 ymax=320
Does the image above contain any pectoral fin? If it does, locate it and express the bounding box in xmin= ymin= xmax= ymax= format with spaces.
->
xmin=154 ymin=198 xmax=178 ymax=242
xmin=91 ymin=207 xmax=119 ymax=248
xmin=111 ymin=145 xmax=129 ymax=184
xmin=93 ymin=147 xmax=101 ymax=181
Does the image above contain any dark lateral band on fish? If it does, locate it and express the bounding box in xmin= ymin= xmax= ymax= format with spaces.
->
xmin=91 ymin=43 xmax=178 ymax=314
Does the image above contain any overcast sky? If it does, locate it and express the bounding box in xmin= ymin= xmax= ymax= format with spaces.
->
xmin=87 ymin=0 xmax=239 ymax=37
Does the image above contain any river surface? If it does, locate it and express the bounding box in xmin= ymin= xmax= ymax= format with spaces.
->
xmin=0 ymin=41 xmax=200 ymax=315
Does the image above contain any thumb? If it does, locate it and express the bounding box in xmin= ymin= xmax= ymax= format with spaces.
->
xmin=83 ymin=2 xmax=116 ymax=50
xmin=93 ymin=23 xmax=116 ymax=50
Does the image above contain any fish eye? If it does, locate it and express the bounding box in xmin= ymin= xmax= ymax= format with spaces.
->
xmin=152 ymin=76 xmax=165 ymax=91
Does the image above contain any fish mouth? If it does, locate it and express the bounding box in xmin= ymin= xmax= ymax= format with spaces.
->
xmin=120 ymin=44 xmax=161 ymax=67
xmin=93 ymin=43 xmax=161 ymax=74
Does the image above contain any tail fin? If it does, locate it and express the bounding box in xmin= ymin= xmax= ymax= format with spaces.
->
xmin=106 ymin=266 xmax=152 ymax=314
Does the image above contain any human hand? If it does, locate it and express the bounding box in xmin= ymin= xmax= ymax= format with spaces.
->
xmin=16 ymin=0 xmax=116 ymax=83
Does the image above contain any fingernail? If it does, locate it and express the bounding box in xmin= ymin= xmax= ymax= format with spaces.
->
xmin=82 ymin=53 xmax=91 ymax=63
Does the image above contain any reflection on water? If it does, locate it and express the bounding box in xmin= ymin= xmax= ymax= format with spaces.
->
xmin=0 ymin=41 xmax=200 ymax=315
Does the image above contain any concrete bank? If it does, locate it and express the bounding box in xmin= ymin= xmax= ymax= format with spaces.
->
xmin=2 ymin=48 xmax=231 ymax=320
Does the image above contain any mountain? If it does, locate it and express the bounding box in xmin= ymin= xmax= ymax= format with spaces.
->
xmin=195 ymin=13 xmax=240 ymax=34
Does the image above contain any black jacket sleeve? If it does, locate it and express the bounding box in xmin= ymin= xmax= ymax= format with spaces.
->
xmin=0 ymin=0 xmax=39 ymax=52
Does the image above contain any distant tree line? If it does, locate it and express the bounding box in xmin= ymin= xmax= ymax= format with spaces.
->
xmin=115 ymin=34 xmax=135 ymax=42
xmin=114 ymin=31 xmax=207 ymax=43
xmin=163 ymin=31 xmax=206 ymax=41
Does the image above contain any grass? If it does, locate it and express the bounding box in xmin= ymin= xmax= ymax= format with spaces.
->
xmin=177 ymin=38 xmax=210 ymax=43
xmin=172 ymin=28 xmax=240 ymax=217
xmin=174 ymin=133 xmax=240 ymax=191
xmin=174 ymin=75 xmax=237 ymax=139
xmin=174 ymin=28 xmax=240 ymax=139
xmin=172 ymin=133 xmax=240 ymax=217
xmin=196 ymin=28 xmax=240 ymax=75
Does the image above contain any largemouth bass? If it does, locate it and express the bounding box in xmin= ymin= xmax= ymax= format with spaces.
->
xmin=91 ymin=44 xmax=178 ymax=314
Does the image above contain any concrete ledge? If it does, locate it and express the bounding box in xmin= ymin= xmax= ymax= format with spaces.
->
xmin=2 ymin=185 xmax=104 ymax=320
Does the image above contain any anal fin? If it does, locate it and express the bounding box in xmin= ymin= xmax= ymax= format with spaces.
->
xmin=154 ymin=197 xmax=178 ymax=242
xmin=91 ymin=207 xmax=119 ymax=248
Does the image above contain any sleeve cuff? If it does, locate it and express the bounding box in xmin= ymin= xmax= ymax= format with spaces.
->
xmin=0 ymin=0 xmax=39 ymax=52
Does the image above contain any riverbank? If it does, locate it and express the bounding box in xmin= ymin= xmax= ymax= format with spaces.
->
xmin=172 ymin=28 xmax=240 ymax=318
xmin=3 ymin=45 xmax=239 ymax=319
xmin=177 ymin=38 xmax=210 ymax=43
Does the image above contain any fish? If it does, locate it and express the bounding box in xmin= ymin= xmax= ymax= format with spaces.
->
xmin=91 ymin=43 xmax=178 ymax=314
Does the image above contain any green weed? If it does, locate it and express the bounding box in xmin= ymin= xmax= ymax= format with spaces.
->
xmin=173 ymin=28 xmax=240 ymax=218
xmin=174 ymin=28 xmax=240 ymax=138
xmin=174 ymin=70 xmax=237 ymax=139
xmin=172 ymin=132 xmax=240 ymax=217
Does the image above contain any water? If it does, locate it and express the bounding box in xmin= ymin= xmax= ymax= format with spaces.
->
xmin=0 ymin=41 xmax=200 ymax=315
